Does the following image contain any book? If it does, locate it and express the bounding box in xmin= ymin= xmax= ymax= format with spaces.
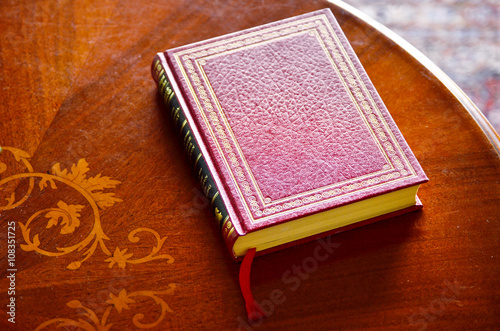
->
xmin=151 ymin=8 xmax=428 ymax=262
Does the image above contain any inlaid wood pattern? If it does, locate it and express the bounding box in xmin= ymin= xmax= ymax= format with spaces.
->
xmin=0 ymin=1 xmax=499 ymax=330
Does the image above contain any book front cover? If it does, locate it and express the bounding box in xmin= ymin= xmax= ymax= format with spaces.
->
xmin=166 ymin=9 xmax=427 ymax=233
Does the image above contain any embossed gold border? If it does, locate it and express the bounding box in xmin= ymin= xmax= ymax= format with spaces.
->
xmin=172 ymin=14 xmax=418 ymax=223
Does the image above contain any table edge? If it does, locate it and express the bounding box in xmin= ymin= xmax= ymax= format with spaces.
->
xmin=328 ymin=0 xmax=500 ymax=155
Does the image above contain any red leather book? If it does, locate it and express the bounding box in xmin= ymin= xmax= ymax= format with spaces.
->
xmin=152 ymin=8 xmax=428 ymax=261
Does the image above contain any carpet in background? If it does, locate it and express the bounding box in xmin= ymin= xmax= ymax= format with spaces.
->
xmin=346 ymin=0 xmax=500 ymax=134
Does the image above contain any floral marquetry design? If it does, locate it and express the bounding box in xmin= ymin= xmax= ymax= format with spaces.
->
xmin=0 ymin=146 xmax=174 ymax=269
xmin=44 ymin=201 xmax=84 ymax=234
xmin=107 ymin=247 xmax=135 ymax=269
xmin=107 ymin=289 xmax=137 ymax=313
xmin=51 ymin=158 xmax=123 ymax=209
xmin=35 ymin=284 xmax=176 ymax=330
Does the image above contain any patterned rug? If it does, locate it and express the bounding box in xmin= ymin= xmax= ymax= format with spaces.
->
xmin=347 ymin=0 xmax=500 ymax=134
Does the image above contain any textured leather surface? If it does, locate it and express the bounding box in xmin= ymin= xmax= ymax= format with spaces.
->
xmin=203 ymin=31 xmax=386 ymax=201
xmin=166 ymin=9 xmax=428 ymax=232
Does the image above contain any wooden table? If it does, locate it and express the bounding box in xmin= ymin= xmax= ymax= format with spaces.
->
xmin=1 ymin=1 xmax=499 ymax=330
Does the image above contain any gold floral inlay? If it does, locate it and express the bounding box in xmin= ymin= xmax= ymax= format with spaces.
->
xmin=0 ymin=146 xmax=174 ymax=269
xmin=35 ymin=285 xmax=176 ymax=330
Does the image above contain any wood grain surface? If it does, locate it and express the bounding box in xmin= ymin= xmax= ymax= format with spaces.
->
xmin=1 ymin=1 xmax=499 ymax=330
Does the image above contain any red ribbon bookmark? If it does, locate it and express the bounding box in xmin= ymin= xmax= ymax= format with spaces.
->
xmin=239 ymin=248 xmax=265 ymax=321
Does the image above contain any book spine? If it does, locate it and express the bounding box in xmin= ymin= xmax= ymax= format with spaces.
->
xmin=152 ymin=55 xmax=239 ymax=258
